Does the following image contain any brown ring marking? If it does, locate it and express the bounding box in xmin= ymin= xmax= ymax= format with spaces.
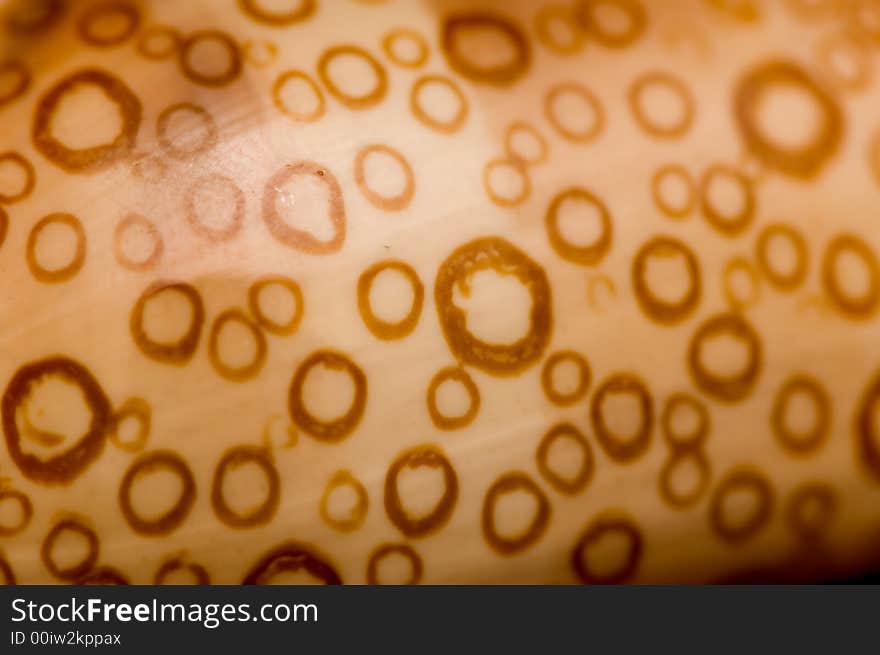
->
xmin=482 ymin=472 xmax=551 ymax=555
xmin=211 ymin=445 xmax=280 ymax=529
xmin=426 ymin=366 xmax=480 ymax=431
xmin=0 ymin=60 xmax=31 ymax=108
xmin=504 ymin=121 xmax=549 ymax=166
xmin=709 ymin=466 xmax=774 ymax=544
xmin=755 ymin=223 xmax=809 ymax=290
xmin=109 ymin=397 xmax=151 ymax=453
xmin=574 ymin=0 xmax=647 ymax=48
xmin=156 ymin=102 xmax=218 ymax=160
xmin=785 ymin=481 xmax=837 ymax=542
xmin=698 ymin=164 xmax=756 ymax=237
xmin=440 ymin=12 xmax=531 ymax=86
xmin=658 ymin=450 xmax=712 ymax=509
xmin=482 ymin=157 xmax=531 ymax=207
xmin=25 ymin=213 xmax=87 ymax=284
xmin=2 ymin=356 xmax=112 ymax=485
xmin=0 ymin=207 xmax=7 ymax=250
xmin=434 ymin=236 xmax=553 ymax=377
xmin=129 ymin=281 xmax=205 ymax=365
xmin=0 ymin=489 xmax=33 ymax=537
xmin=129 ymin=151 xmax=167 ymax=184
xmin=75 ymin=566 xmax=129 ymax=585
xmin=178 ymin=30 xmax=243 ymax=87
xmin=272 ymin=70 xmax=326 ymax=122
xmin=154 ymin=556 xmax=210 ymax=584
xmin=0 ymin=554 xmax=15 ymax=585
xmin=358 ymin=260 xmax=423 ymax=340
xmin=243 ymin=541 xmax=341 ymax=585
xmin=288 ymin=350 xmax=367 ymax=442
xmin=534 ymin=4 xmax=585 ymax=56
xmin=262 ymin=161 xmax=345 ymax=254
xmin=821 ymin=233 xmax=880 ymax=319
xmin=248 ymin=275 xmax=304 ymax=336
xmin=384 ymin=444 xmax=459 ymax=538
xmin=118 ymin=450 xmax=196 ymax=536
xmin=545 ymin=187 xmax=613 ymax=266
xmin=571 ymin=512 xmax=643 ymax=584
xmin=536 ymin=422 xmax=594 ymax=495
xmin=243 ymin=40 xmax=278 ymax=68
xmin=5 ymin=0 xmax=65 ymax=34
xmin=856 ymin=370 xmax=880 ymax=482
xmin=317 ymin=44 xmax=387 ymax=110
xmin=410 ymin=75 xmax=469 ymax=134
xmin=238 ymin=0 xmax=316 ymax=25
xmin=184 ymin=174 xmax=244 ymax=242
xmin=632 ymin=235 xmax=702 ymax=324
xmin=208 ymin=308 xmax=268 ymax=382
xmin=0 ymin=151 xmax=35 ymax=203
xmin=687 ymin=312 xmax=763 ymax=403
xmin=590 ymin=373 xmax=654 ymax=463
xmin=319 ymin=469 xmax=369 ymax=533
xmin=381 ymin=28 xmax=429 ymax=68
xmin=541 ymin=350 xmax=591 ymax=407
xmin=771 ymin=374 xmax=830 ymax=456
xmin=544 ymin=82 xmax=605 ymax=143
xmin=32 ymin=68 xmax=142 ymax=173
xmin=628 ymin=71 xmax=695 ymax=139
xmin=113 ymin=214 xmax=163 ymax=271
xmin=722 ymin=256 xmax=761 ymax=311
xmin=366 ymin=543 xmax=423 ymax=584
xmin=651 ymin=164 xmax=695 ymax=219
xmin=353 ymin=144 xmax=415 ymax=211
xmin=41 ymin=518 xmax=99 ymax=580
xmin=733 ymin=59 xmax=843 ymax=179
xmin=661 ymin=392 xmax=710 ymax=448
xmin=76 ymin=1 xmax=140 ymax=47
xmin=136 ymin=25 xmax=181 ymax=60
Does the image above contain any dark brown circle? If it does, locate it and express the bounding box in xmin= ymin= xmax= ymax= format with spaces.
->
xmin=0 ymin=151 xmax=35 ymax=203
xmin=785 ymin=481 xmax=837 ymax=542
xmin=440 ymin=12 xmax=531 ymax=86
xmin=574 ymin=0 xmax=646 ymax=48
xmin=699 ymin=164 xmax=756 ymax=237
xmin=354 ymin=144 xmax=415 ymax=211
xmin=771 ymin=375 xmax=830 ymax=455
xmin=136 ymin=25 xmax=181 ymax=60
xmin=114 ymin=214 xmax=163 ymax=271
xmin=571 ymin=513 xmax=643 ymax=584
xmin=658 ymin=450 xmax=711 ymax=509
xmin=211 ymin=445 xmax=280 ymax=529
xmin=661 ymin=392 xmax=710 ymax=447
xmin=821 ymin=233 xmax=880 ymax=319
xmin=366 ymin=543 xmax=423 ymax=584
xmin=1 ymin=356 xmax=112 ymax=485
xmin=483 ymin=157 xmax=531 ymax=207
xmin=273 ymin=70 xmax=326 ymax=122
xmin=755 ymin=222 xmax=809 ymax=290
xmin=709 ymin=466 xmax=774 ymax=544
xmin=0 ymin=489 xmax=33 ymax=536
xmin=590 ymin=373 xmax=653 ymax=463
xmin=243 ymin=541 xmax=342 ymax=585
xmin=184 ymin=174 xmax=244 ymax=242
xmin=248 ymin=275 xmax=304 ymax=336
xmin=75 ymin=566 xmax=129 ymax=585
xmin=77 ymin=2 xmax=140 ymax=47
xmin=410 ymin=75 xmax=469 ymax=134
xmin=288 ymin=350 xmax=367 ymax=442
xmin=157 ymin=102 xmax=218 ymax=160
xmin=41 ymin=518 xmax=99 ymax=580
xmin=651 ymin=164 xmax=695 ymax=219
xmin=129 ymin=281 xmax=205 ymax=365
xmin=109 ymin=397 xmax=151 ymax=452
xmin=319 ymin=470 xmax=369 ymax=533
xmin=208 ymin=309 xmax=268 ymax=382
xmin=25 ymin=212 xmax=87 ymax=284
xmin=358 ymin=260 xmax=423 ymax=340
xmin=32 ymin=68 xmax=142 ymax=173
xmin=118 ymin=450 xmax=196 ymax=536
xmin=317 ymin=45 xmax=387 ymax=109
xmin=0 ymin=59 xmax=31 ymax=107
xmin=628 ymin=71 xmax=695 ymax=139
xmin=178 ymin=30 xmax=243 ymax=87
xmin=426 ymin=366 xmax=480 ymax=431
xmin=482 ymin=472 xmax=551 ymax=555
xmin=262 ymin=161 xmax=346 ymax=254
xmin=541 ymin=350 xmax=591 ymax=406
xmin=687 ymin=312 xmax=763 ymax=403
xmin=435 ymin=236 xmax=553 ymax=377
xmin=856 ymin=370 xmax=880 ymax=482
xmin=536 ymin=422 xmax=594 ymax=495
xmin=239 ymin=0 xmax=316 ymax=25
xmin=154 ymin=556 xmax=210 ymax=584
xmin=544 ymin=82 xmax=605 ymax=143
xmin=384 ymin=444 xmax=459 ymax=538
xmin=545 ymin=187 xmax=613 ymax=266
xmin=382 ymin=28 xmax=429 ymax=68
xmin=734 ymin=59 xmax=843 ymax=179
xmin=632 ymin=235 xmax=702 ymax=324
